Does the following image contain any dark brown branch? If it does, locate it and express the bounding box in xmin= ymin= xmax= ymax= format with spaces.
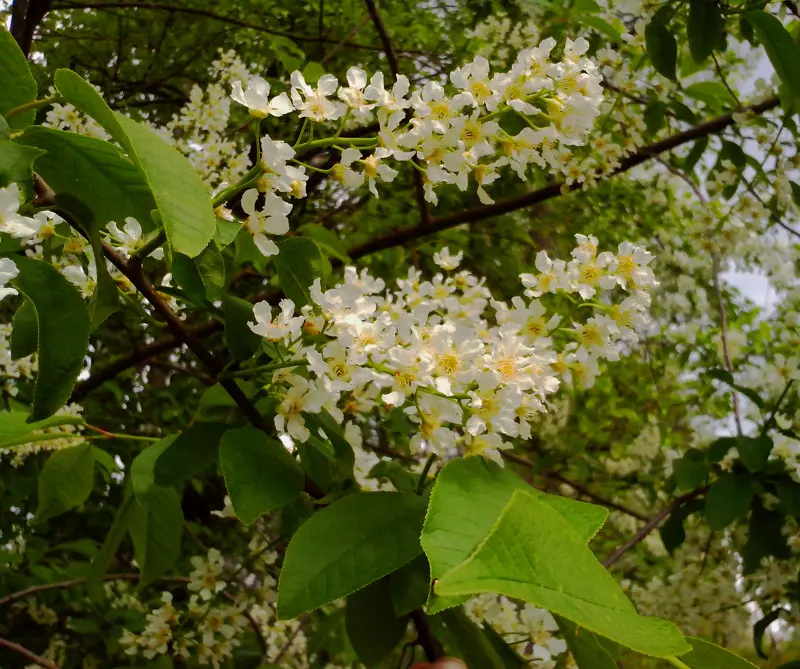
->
xmin=347 ymin=96 xmax=780 ymax=260
xmin=410 ymin=608 xmax=441 ymax=662
xmin=602 ymin=487 xmax=708 ymax=568
xmin=363 ymin=0 xmax=430 ymax=226
xmin=321 ymin=13 xmax=370 ymax=65
xmin=0 ymin=637 xmax=61 ymax=669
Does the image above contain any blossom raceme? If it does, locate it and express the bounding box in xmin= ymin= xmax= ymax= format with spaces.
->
xmin=247 ymin=236 xmax=656 ymax=465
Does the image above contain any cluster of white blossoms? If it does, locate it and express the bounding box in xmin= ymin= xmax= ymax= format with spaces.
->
xmin=247 ymin=236 xmax=656 ymax=464
xmin=228 ymin=38 xmax=603 ymax=255
xmin=465 ymin=595 xmax=568 ymax=665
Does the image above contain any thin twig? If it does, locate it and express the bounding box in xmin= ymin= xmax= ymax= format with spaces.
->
xmin=711 ymin=256 xmax=743 ymax=435
xmin=502 ymin=451 xmax=648 ymax=522
xmin=0 ymin=637 xmax=61 ymax=669
xmin=603 ymin=487 xmax=708 ymax=568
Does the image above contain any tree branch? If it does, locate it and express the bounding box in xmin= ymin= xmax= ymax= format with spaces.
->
xmin=602 ymin=486 xmax=708 ymax=568
xmin=347 ymin=96 xmax=780 ymax=260
xmin=0 ymin=637 xmax=61 ymax=669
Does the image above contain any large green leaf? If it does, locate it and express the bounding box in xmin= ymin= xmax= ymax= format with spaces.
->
xmin=53 ymin=69 xmax=216 ymax=257
xmin=679 ymin=636 xmax=757 ymax=668
xmin=153 ymin=422 xmax=228 ymax=486
xmin=745 ymin=11 xmax=800 ymax=102
xmin=128 ymin=485 xmax=183 ymax=588
xmin=18 ymin=126 xmax=157 ymax=229
xmin=274 ymin=237 xmax=326 ymax=308
xmin=35 ymin=443 xmax=95 ymax=523
xmin=687 ymin=0 xmax=725 ymax=64
xmin=556 ymin=615 xmax=619 ymax=668
xmin=421 ymin=457 xmax=608 ymax=613
xmin=87 ymin=491 xmax=136 ymax=598
xmin=219 ymin=425 xmax=304 ymax=524
xmin=0 ymin=27 xmax=37 ymax=130
xmin=0 ymin=138 xmax=43 ymax=200
xmin=645 ymin=6 xmax=678 ymax=81
xmin=277 ymin=491 xmax=427 ymax=619
xmin=345 ymin=578 xmax=409 ymax=666
xmin=131 ymin=435 xmax=176 ymax=501
xmin=434 ymin=489 xmax=690 ymax=657
xmin=222 ymin=294 xmax=261 ymax=360
xmin=12 ymin=257 xmax=91 ymax=420
xmin=704 ymin=473 xmax=753 ymax=530
xmin=10 ymin=299 xmax=38 ymax=360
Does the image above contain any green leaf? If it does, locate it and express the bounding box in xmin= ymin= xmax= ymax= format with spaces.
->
xmin=736 ymin=435 xmax=773 ymax=472
xmin=12 ymin=258 xmax=90 ymax=420
xmin=53 ymin=69 xmax=216 ymax=257
xmin=219 ymin=425 xmax=304 ymax=524
xmin=153 ymin=422 xmax=228 ymax=486
xmin=745 ymin=11 xmax=800 ymax=102
xmin=299 ymin=223 xmax=351 ymax=263
xmin=369 ymin=460 xmax=417 ymax=493
xmin=0 ymin=27 xmax=37 ymax=130
xmin=274 ymin=237 xmax=326 ymax=308
xmin=556 ymin=615 xmax=619 ymax=668
xmin=707 ymin=368 xmax=765 ymax=409
xmin=684 ymin=136 xmax=709 ymax=173
xmin=672 ymin=450 xmax=709 ymax=490
xmin=35 ymin=443 xmax=95 ymax=523
xmin=87 ymin=491 xmax=136 ymax=599
xmin=277 ymin=491 xmax=427 ymax=619
xmin=660 ymin=499 xmax=704 ymax=554
xmin=645 ymin=7 xmax=678 ymax=81
xmin=684 ymin=81 xmax=736 ymax=109
xmin=222 ymin=294 xmax=261 ymax=360
xmin=679 ymin=636 xmax=757 ymax=668
xmin=18 ymin=126 xmax=157 ymax=230
xmin=345 ymin=577 xmax=409 ymax=666
xmin=434 ymin=608 xmax=508 ymax=669
xmin=753 ymin=607 xmax=785 ymax=659
xmin=305 ymin=409 xmax=355 ymax=480
xmin=776 ymin=476 xmax=800 ymax=519
xmin=421 ymin=457 xmax=608 ymax=613
xmin=581 ymin=15 xmax=623 ymax=41
xmin=741 ymin=499 xmax=789 ymax=574
xmin=644 ymin=100 xmax=668 ymax=135
xmin=128 ymin=485 xmax=183 ymax=588
xmin=11 ymin=299 xmax=38 ymax=360
xmin=434 ymin=489 xmax=689 ymax=657
xmin=481 ymin=623 xmax=528 ymax=667
xmin=0 ymin=138 xmax=43 ymax=199
xmin=688 ymin=0 xmax=725 ymax=63
xmin=704 ymin=473 xmax=753 ymax=530
xmin=389 ymin=554 xmax=430 ymax=617
xmin=131 ymin=435 xmax=176 ymax=501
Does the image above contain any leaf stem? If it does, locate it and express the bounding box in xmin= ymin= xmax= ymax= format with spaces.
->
xmin=4 ymin=95 xmax=61 ymax=121
xmin=225 ymin=359 xmax=311 ymax=378
xmin=667 ymin=657 xmax=691 ymax=669
xmin=416 ymin=453 xmax=437 ymax=494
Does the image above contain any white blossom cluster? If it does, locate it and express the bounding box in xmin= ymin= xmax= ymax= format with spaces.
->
xmin=229 ymin=38 xmax=603 ymax=255
xmin=465 ymin=594 xmax=568 ymax=665
xmin=248 ymin=236 xmax=656 ymax=464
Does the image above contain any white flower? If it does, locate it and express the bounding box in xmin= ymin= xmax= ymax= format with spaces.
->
xmin=337 ymin=66 xmax=375 ymax=117
xmin=332 ymin=148 xmax=366 ymax=189
xmin=231 ymin=76 xmax=294 ymax=118
xmin=241 ymin=188 xmax=291 ymax=257
xmin=0 ymin=184 xmax=40 ymax=239
xmin=106 ymin=217 xmax=145 ymax=256
xmin=290 ymin=71 xmax=345 ymax=122
xmin=249 ymin=299 xmax=304 ymax=342
xmin=275 ymin=376 xmax=330 ymax=442
xmin=0 ymin=257 xmax=18 ymax=301
xmin=361 ymin=147 xmax=398 ymax=196
xmin=433 ymin=246 xmax=463 ymax=270
xmin=188 ymin=548 xmax=227 ymax=600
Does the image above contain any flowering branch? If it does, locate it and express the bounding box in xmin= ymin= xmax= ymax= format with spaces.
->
xmin=347 ymin=96 xmax=780 ymax=260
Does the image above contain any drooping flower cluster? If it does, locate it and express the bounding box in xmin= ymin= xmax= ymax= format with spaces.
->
xmin=228 ymin=38 xmax=604 ymax=255
xmin=248 ymin=237 xmax=655 ymax=464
